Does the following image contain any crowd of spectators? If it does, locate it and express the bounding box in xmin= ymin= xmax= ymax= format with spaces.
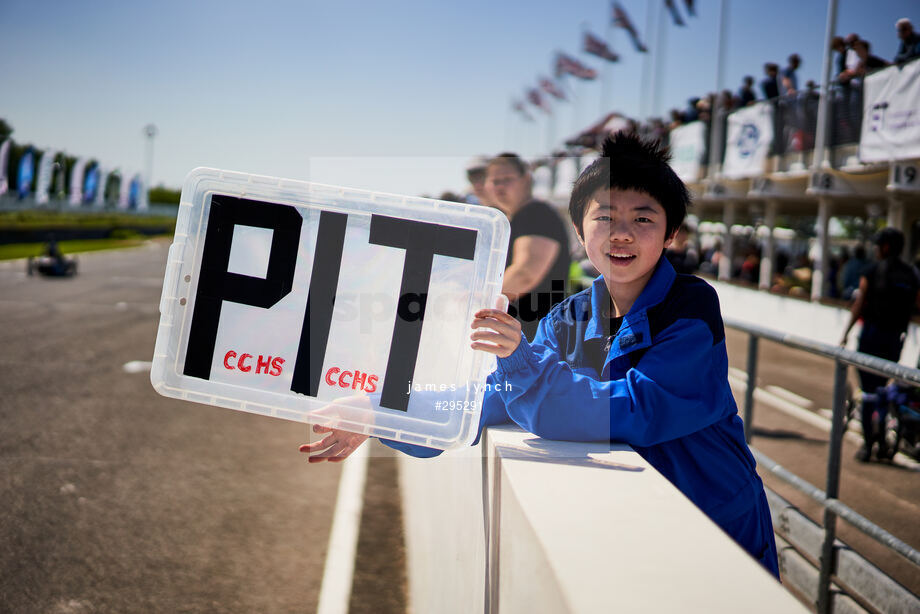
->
xmin=642 ymin=18 xmax=918 ymax=152
xmin=433 ymin=19 xmax=920 ymax=302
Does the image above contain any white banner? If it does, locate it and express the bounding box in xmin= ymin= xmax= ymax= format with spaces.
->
xmin=0 ymin=140 xmax=9 ymax=196
xmin=117 ymin=172 xmax=130 ymax=210
xmin=532 ymin=165 xmax=552 ymax=201
xmin=95 ymin=168 xmax=109 ymax=208
xmin=552 ymin=157 xmax=578 ymax=200
xmin=859 ymin=59 xmax=920 ymax=163
xmin=669 ymin=121 xmax=707 ymax=183
xmin=137 ymin=175 xmax=149 ymax=211
xmin=68 ymin=158 xmax=87 ymax=206
xmin=35 ymin=150 xmax=57 ymax=204
xmin=722 ymin=102 xmax=774 ymax=180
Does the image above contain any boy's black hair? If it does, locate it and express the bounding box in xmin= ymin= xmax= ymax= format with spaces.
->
xmin=568 ymin=132 xmax=690 ymax=239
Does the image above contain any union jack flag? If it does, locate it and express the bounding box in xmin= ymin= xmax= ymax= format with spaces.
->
xmin=583 ymin=31 xmax=619 ymax=63
xmin=612 ymin=2 xmax=648 ymax=52
xmin=554 ymin=52 xmax=598 ymax=80
xmin=539 ymin=77 xmax=567 ymax=101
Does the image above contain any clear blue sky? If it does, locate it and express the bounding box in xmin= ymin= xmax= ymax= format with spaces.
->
xmin=0 ymin=0 xmax=915 ymax=197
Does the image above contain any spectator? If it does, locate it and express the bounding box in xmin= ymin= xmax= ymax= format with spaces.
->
xmin=463 ymin=155 xmax=490 ymax=205
xmin=696 ymin=96 xmax=713 ymax=123
xmin=698 ymin=239 xmax=722 ymax=276
xmin=668 ymin=108 xmax=684 ymax=129
xmin=484 ymin=153 xmax=571 ymax=341
xmin=894 ymin=18 xmax=920 ymax=64
xmin=841 ymin=228 xmax=920 ymax=462
xmin=837 ymin=33 xmax=862 ymax=85
xmin=760 ymin=63 xmax=780 ymax=100
xmin=840 ymin=244 xmax=869 ymax=300
xmin=684 ymin=97 xmax=701 ymax=122
xmin=831 ymin=36 xmax=848 ymax=79
xmin=781 ymin=54 xmax=801 ymax=96
xmin=831 ymin=33 xmax=864 ymax=143
xmin=852 ymin=39 xmax=890 ymax=77
xmin=439 ymin=191 xmax=463 ymax=203
xmin=739 ymin=248 xmax=761 ymax=285
xmin=738 ymin=76 xmax=756 ymax=106
xmin=665 ymin=222 xmax=699 ymax=274
xmin=648 ymin=117 xmax=668 ymax=143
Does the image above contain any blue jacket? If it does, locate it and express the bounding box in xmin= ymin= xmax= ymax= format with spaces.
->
xmin=385 ymin=257 xmax=779 ymax=575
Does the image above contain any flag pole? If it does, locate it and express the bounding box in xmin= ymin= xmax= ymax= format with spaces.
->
xmin=639 ymin=1 xmax=656 ymax=118
xmin=504 ymin=99 xmax=512 ymax=150
xmin=715 ymin=0 xmax=729 ymax=95
xmin=651 ymin=1 xmax=668 ymax=118
xmin=601 ymin=23 xmax=614 ymax=117
xmin=571 ymin=76 xmax=580 ymax=143
xmin=707 ymin=0 xmax=730 ymax=175
xmin=812 ymin=0 xmax=839 ymax=170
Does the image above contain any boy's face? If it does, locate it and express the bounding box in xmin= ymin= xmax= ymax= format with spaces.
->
xmin=578 ymin=188 xmax=673 ymax=297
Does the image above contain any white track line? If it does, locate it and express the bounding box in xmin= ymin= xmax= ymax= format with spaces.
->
xmin=316 ymin=441 xmax=369 ymax=614
xmin=764 ymin=385 xmax=814 ymax=408
xmin=728 ymin=367 xmax=748 ymax=381
xmin=122 ymin=360 xmax=152 ymax=374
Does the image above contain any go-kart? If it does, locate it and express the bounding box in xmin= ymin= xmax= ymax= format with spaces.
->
xmin=27 ymin=254 xmax=78 ymax=277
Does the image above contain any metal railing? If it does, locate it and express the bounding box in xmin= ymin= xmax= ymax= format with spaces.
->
xmin=726 ymin=317 xmax=920 ymax=614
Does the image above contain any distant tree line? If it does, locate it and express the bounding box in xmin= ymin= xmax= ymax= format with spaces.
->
xmin=148 ymin=186 xmax=181 ymax=205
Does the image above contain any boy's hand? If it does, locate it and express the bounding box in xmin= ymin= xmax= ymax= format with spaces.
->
xmin=470 ymin=309 xmax=522 ymax=358
xmin=299 ymin=424 xmax=369 ymax=463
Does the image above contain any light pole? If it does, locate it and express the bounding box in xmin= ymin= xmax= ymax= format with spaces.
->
xmin=143 ymin=123 xmax=158 ymax=191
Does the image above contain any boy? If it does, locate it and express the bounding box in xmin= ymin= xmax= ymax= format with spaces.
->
xmin=302 ymin=133 xmax=779 ymax=578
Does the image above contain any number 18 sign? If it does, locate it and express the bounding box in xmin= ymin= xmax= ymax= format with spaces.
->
xmin=151 ymin=168 xmax=509 ymax=450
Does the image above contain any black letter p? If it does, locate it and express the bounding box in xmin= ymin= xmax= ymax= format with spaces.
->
xmin=183 ymin=195 xmax=302 ymax=380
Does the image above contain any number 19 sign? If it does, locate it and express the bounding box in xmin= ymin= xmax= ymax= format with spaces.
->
xmin=151 ymin=168 xmax=509 ymax=450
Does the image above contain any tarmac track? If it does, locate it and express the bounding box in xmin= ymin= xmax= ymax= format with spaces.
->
xmin=0 ymin=241 xmax=406 ymax=614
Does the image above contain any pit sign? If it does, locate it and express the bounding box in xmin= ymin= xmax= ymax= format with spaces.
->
xmin=151 ymin=168 xmax=509 ymax=450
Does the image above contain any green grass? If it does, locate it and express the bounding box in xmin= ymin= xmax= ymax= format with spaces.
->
xmin=0 ymin=238 xmax=151 ymax=260
xmin=0 ymin=210 xmax=175 ymax=230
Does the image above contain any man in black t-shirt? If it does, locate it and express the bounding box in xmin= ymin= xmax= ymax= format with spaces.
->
xmin=484 ymin=154 xmax=571 ymax=341
xmin=841 ymin=228 xmax=920 ymax=461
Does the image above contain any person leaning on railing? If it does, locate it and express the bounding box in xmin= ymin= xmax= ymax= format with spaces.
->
xmin=894 ymin=18 xmax=920 ymax=64
xmin=760 ymin=63 xmax=780 ymax=101
xmin=851 ymin=40 xmax=890 ymax=76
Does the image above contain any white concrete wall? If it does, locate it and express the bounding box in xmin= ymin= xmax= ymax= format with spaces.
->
xmin=710 ymin=280 xmax=920 ymax=368
xmin=397 ymin=439 xmax=487 ymax=613
xmin=398 ymin=425 xmax=806 ymax=614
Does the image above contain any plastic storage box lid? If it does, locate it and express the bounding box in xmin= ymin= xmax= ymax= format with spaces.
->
xmin=151 ymin=168 xmax=510 ymax=450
